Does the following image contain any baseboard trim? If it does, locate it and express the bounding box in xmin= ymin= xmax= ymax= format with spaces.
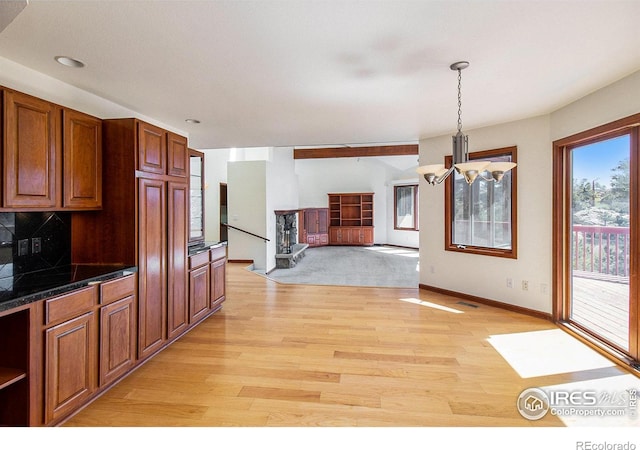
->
xmin=228 ymin=259 xmax=254 ymax=264
xmin=382 ymin=243 xmax=419 ymax=250
xmin=418 ymin=283 xmax=552 ymax=321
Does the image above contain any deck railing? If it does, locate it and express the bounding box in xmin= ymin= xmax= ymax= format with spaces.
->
xmin=572 ymin=225 xmax=629 ymax=280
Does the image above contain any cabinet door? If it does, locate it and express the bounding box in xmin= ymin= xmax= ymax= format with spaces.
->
xmin=3 ymin=90 xmax=59 ymax=208
xmin=189 ymin=265 xmax=209 ymax=323
xmin=63 ymin=109 xmax=102 ymax=209
xmin=304 ymin=209 xmax=319 ymax=234
xmin=137 ymin=122 xmax=166 ymax=175
xmin=341 ymin=227 xmax=353 ymax=244
xmin=317 ymin=209 xmax=329 ymax=234
xmin=329 ymin=227 xmax=341 ymax=245
xmin=167 ymin=182 xmax=188 ymax=340
xmin=138 ymin=178 xmax=167 ymax=360
xmin=362 ymin=227 xmax=374 ymax=245
xmin=100 ymin=295 xmax=135 ymax=387
xmin=167 ymin=132 xmax=188 ymax=178
xmin=210 ymin=258 xmax=226 ymax=310
xmin=351 ymin=227 xmax=364 ymax=245
xmin=45 ymin=311 xmax=97 ymax=424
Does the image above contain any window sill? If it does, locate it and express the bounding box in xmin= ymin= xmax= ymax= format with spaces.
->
xmin=445 ymin=244 xmax=517 ymax=259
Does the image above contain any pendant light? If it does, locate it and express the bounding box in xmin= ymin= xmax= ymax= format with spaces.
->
xmin=417 ymin=61 xmax=516 ymax=185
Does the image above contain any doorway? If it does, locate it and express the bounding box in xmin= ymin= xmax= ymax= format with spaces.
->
xmin=553 ymin=114 xmax=639 ymax=366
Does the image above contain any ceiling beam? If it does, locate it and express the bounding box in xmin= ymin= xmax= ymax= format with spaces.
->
xmin=293 ymin=144 xmax=418 ymax=160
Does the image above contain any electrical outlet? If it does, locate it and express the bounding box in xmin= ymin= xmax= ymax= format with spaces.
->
xmin=32 ymin=237 xmax=42 ymax=254
xmin=18 ymin=239 xmax=29 ymax=256
xmin=522 ymin=280 xmax=529 ymax=291
xmin=506 ymin=278 xmax=513 ymax=288
xmin=430 ymin=265 xmax=435 ymax=274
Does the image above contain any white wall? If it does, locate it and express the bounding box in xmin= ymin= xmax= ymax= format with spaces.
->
xmin=295 ymin=157 xmax=390 ymax=244
xmin=386 ymin=178 xmax=420 ymax=248
xmin=550 ymin=70 xmax=640 ymax=140
xmin=265 ymin=148 xmax=299 ymax=273
xmin=211 ymin=152 xmax=419 ymax=251
xmin=223 ymin=148 xmax=298 ymax=272
xmin=419 ymin=68 xmax=640 ymax=314
xmin=227 ymin=160 xmax=267 ymax=269
xmin=419 ymin=115 xmax=552 ymax=313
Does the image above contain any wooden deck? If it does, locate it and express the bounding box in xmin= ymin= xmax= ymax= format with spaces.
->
xmin=571 ymin=275 xmax=629 ymax=350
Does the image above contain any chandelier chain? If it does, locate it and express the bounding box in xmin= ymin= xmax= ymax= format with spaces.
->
xmin=457 ymin=68 xmax=463 ymax=133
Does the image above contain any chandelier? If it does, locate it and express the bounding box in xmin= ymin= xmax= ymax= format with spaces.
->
xmin=416 ymin=61 xmax=516 ymax=185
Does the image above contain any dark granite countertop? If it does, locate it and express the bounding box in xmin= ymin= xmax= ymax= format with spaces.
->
xmin=0 ymin=264 xmax=137 ymax=313
xmin=188 ymin=241 xmax=226 ymax=256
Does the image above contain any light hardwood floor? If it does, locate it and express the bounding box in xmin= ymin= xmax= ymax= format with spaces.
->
xmin=63 ymin=263 xmax=632 ymax=427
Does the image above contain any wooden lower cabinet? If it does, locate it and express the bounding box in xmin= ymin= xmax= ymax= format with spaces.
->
xmin=328 ymin=226 xmax=374 ymax=246
xmin=39 ymin=275 xmax=137 ymax=425
xmin=99 ymin=276 xmax=137 ymax=387
xmin=189 ymin=264 xmax=210 ymax=323
xmin=329 ymin=227 xmax=342 ymax=245
xmin=45 ymin=311 xmax=97 ymax=424
xmin=303 ymin=208 xmax=329 ymax=247
xmin=362 ymin=227 xmax=374 ymax=245
xmin=210 ymin=257 xmax=226 ymax=310
xmin=99 ymin=298 xmax=135 ymax=387
xmin=189 ymin=247 xmax=227 ymax=323
xmin=3 ymin=259 xmax=222 ymax=426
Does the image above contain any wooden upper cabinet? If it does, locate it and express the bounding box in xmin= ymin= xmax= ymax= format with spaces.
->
xmin=137 ymin=121 xmax=167 ymax=175
xmin=3 ymin=90 xmax=60 ymax=208
xmin=167 ymin=132 xmax=188 ymax=178
xmin=137 ymin=122 xmax=188 ymax=177
xmin=63 ymin=109 xmax=102 ymax=209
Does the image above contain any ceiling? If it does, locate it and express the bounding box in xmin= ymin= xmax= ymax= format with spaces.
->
xmin=0 ymin=1 xmax=639 ymax=150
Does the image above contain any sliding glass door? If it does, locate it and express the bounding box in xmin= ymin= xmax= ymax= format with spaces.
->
xmin=569 ymin=134 xmax=631 ymax=351
xmin=554 ymin=114 xmax=639 ymax=365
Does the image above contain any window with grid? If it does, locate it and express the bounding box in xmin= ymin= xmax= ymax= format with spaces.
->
xmin=445 ymin=146 xmax=517 ymax=258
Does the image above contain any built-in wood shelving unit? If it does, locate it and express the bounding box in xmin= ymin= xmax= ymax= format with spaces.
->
xmin=327 ymin=193 xmax=374 ymax=246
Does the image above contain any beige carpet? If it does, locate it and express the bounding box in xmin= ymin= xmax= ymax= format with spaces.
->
xmin=263 ymin=245 xmax=419 ymax=288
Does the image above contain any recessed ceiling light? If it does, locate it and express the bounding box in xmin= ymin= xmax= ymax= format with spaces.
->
xmin=185 ymin=119 xmax=200 ymax=124
xmin=54 ymin=56 xmax=85 ymax=68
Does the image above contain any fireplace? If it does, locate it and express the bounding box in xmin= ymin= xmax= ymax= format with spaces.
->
xmin=274 ymin=210 xmax=308 ymax=269
xmin=274 ymin=210 xmax=299 ymax=254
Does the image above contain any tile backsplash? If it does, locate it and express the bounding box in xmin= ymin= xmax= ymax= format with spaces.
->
xmin=0 ymin=212 xmax=71 ymax=279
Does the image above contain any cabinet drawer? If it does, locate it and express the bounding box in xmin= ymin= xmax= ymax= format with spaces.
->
xmin=189 ymin=251 xmax=210 ymax=269
xmin=100 ymin=274 xmax=136 ymax=305
xmin=210 ymin=245 xmax=226 ymax=261
xmin=45 ymin=286 xmax=97 ymax=326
